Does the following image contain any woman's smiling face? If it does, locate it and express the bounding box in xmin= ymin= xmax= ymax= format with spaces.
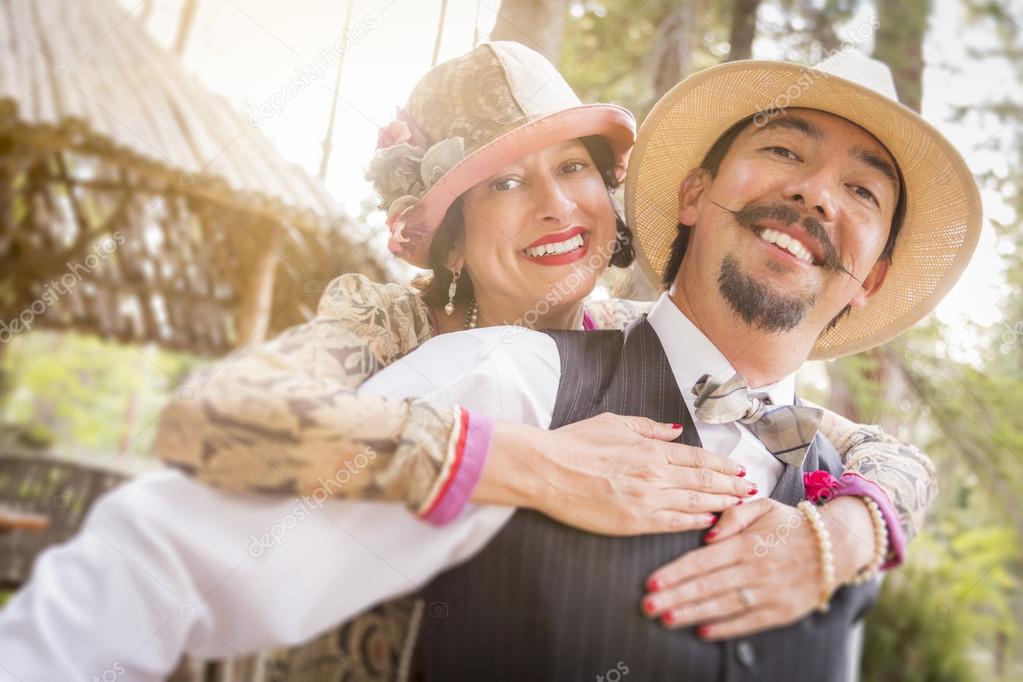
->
xmin=457 ymin=139 xmax=619 ymax=324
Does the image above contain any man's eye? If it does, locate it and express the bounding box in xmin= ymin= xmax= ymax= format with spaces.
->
xmin=767 ymin=146 xmax=799 ymax=161
xmin=491 ymin=177 xmax=522 ymax=191
xmin=852 ymin=185 xmax=879 ymax=206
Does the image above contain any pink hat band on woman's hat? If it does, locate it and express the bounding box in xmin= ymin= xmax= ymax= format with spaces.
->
xmin=366 ymin=41 xmax=636 ymax=268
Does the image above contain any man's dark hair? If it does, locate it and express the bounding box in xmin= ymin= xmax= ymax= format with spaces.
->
xmin=660 ymin=113 xmax=907 ymax=294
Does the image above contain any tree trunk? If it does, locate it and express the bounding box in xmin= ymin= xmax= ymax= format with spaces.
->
xmin=491 ymin=0 xmax=571 ymax=64
xmin=651 ymin=1 xmax=695 ymax=100
xmin=873 ymin=0 xmax=932 ymax=112
xmin=727 ymin=0 xmax=761 ymax=61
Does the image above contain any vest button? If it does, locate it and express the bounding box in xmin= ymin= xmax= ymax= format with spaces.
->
xmin=735 ymin=640 xmax=757 ymax=668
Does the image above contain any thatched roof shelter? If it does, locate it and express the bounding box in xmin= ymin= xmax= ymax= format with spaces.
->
xmin=0 ymin=0 xmax=389 ymax=356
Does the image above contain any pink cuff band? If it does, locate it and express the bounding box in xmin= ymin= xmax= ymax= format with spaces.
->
xmin=421 ymin=409 xmax=494 ymax=526
xmin=832 ymin=472 xmax=906 ymax=569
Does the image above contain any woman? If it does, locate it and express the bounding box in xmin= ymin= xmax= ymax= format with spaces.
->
xmin=145 ymin=42 xmax=933 ymax=675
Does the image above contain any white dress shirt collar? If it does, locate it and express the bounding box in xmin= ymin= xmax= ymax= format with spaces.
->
xmin=645 ymin=293 xmax=796 ymax=407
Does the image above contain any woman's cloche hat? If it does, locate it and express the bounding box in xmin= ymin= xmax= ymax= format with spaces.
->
xmin=366 ymin=41 xmax=636 ymax=268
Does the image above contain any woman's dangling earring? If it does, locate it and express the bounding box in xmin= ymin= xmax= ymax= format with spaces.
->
xmin=444 ymin=268 xmax=461 ymax=316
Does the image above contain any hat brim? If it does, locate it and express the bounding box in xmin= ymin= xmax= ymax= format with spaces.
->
xmin=400 ymin=103 xmax=635 ymax=268
xmin=625 ymin=60 xmax=982 ymax=360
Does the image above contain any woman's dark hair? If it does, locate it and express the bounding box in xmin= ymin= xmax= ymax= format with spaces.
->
xmin=660 ymin=113 xmax=907 ymax=290
xmin=415 ymin=135 xmax=634 ymax=311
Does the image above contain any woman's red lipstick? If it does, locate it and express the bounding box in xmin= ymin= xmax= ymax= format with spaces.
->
xmin=522 ymin=226 xmax=589 ymax=266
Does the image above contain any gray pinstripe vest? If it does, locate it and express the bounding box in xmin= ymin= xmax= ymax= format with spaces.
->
xmin=412 ymin=317 xmax=879 ymax=681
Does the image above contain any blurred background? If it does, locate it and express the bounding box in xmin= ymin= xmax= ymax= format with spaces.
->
xmin=0 ymin=0 xmax=1020 ymax=679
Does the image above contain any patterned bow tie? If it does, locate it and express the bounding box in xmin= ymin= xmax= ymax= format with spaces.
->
xmin=691 ymin=373 xmax=823 ymax=468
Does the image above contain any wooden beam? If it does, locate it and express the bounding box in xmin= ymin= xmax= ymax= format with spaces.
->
xmin=232 ymin=217 xmax=282 ymax=349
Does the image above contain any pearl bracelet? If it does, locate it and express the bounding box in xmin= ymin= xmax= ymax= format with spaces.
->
xmin=797 ymin=500 xmax=836 ymax=613
xmin=848 ymin=495 xmax=889 ymax=585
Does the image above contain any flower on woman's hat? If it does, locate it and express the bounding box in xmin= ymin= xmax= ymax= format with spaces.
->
xmin=385 ymin=196 xmax=429 ymax=258
xmin=420 ymin=137 xmax=465 ymax=188
xmin=376 ymin=120 xmax=411 ymax=150
xmin=369 ymin=118 xmax=467 ymax=258
xmin=365 ymin=142 xmax=426 ymax=208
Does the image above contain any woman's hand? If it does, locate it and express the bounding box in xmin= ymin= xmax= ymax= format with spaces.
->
xmin=640 ymin=496 xmax=877 ymax=639
xmin=472 ymin=412 xmax=755 ymax=536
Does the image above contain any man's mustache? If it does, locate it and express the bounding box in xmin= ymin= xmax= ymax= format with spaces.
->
xmin=710 ymin=201 xmax=859 ymax=281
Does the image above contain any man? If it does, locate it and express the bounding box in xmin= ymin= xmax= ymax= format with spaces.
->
xmin=0 ymin=56 xmax=978 ymax=681
xmin=352 ymin=55 xmax=979 ymax=680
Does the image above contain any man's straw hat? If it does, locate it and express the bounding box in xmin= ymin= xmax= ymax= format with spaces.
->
xmin=367 ymin=41 xmax=635 ymax=268
xmin=625 ymin=54 xmax=982 ymax=359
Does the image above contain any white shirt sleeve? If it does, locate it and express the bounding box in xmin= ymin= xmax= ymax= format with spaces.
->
xmin=0 ymin=328 xmax=562 ymax=682
xmin=361 ymin=325 xmax=561 ymax=428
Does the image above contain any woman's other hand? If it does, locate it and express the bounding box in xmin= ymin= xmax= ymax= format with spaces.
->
xmin=473 ymin=413 xmax=755 ymax=535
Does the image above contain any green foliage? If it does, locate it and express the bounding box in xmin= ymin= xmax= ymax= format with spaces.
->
xmin=0 ymin=330 xmax=204 ymax=458
xmin=864 ymin=526 xmax=1020 ymax=680
xmin=560 ymin=0 xmax=733 ymax=118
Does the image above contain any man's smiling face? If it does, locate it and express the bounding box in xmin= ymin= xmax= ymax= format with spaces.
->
xmin=678 ymin=108 xmax=901 ymax=336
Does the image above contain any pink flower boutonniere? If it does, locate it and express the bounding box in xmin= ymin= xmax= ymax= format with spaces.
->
xmin=803 ymin=470 xmax=841 ymax=505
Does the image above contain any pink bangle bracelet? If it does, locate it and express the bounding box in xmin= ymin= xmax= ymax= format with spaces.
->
xmin=830 ymin=472 xmax=905 ymax=569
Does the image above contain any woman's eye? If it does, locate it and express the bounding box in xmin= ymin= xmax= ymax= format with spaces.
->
xmin=767 ymin=146 xmax=799 ymax=161
xmin=491 ymin=177 xmax=522 ymax=191
xmin=560 ymin=160 xmax=587 ymax=174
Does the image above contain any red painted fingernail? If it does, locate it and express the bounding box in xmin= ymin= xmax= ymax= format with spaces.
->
xmin=662 ymin=611 xmax=676 ymax=625
xmin=643 ymin=597 xmax=657 ymax=615
xmin=705 ymin=529 xmax=718 ymax=541
xmin=696 ymin=624 xmax=712 ymax=638
xmin=748 ymin=485 xmax=758 ymax=496
xmin=707 ymin=514 xmax=718 ymax=525
xmin=671 ymin=423 xmax=683 ymax=429
xmin=646 ymin=577 xmax=662 ymax=592
xmin=737 ymin=466 xmax=747 ymax=477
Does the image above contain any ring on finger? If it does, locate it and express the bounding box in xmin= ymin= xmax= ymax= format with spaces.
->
xmin=738 ymin=587 xmax=756 ymax=609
